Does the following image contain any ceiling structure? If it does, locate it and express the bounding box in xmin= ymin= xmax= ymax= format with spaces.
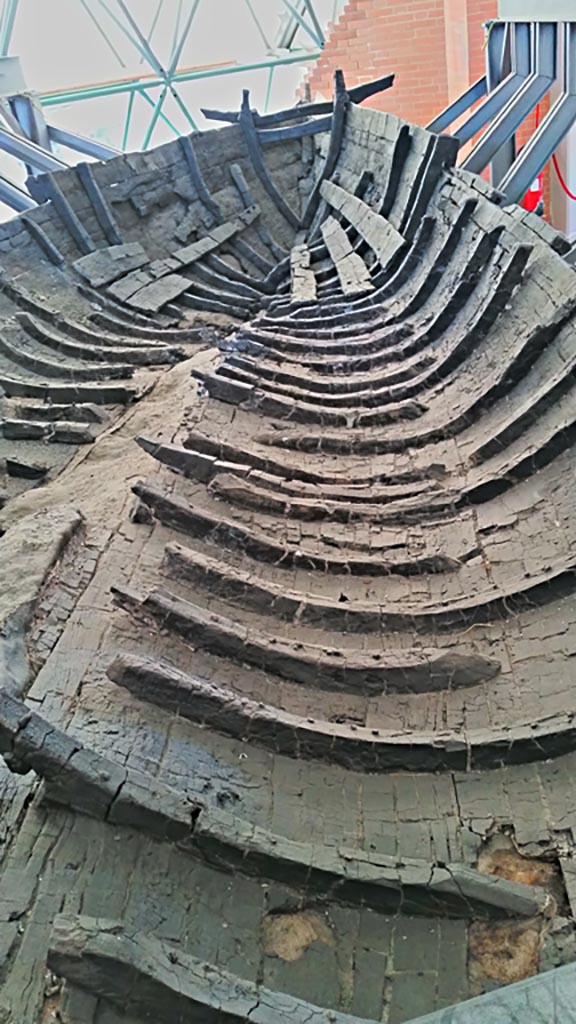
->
xmin=0 ymin=0 xmax=346 ymax=149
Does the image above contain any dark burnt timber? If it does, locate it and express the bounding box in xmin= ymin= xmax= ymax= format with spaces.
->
xmin=48 ymin=916 xmax=378 ymax=1024
xmin=2 ymin=70 xmax=576 ymax=1024
xmin=201 ymin=72 xmax=395 ymax=126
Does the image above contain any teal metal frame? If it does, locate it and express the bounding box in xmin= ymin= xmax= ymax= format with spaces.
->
xmin=0 ymin=0 xmax=323 ymax=151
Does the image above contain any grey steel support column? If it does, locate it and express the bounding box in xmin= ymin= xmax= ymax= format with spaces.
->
xmin=456 ymin=22 xmax=531 ymax=146
xmin=463 ymin=22 xmax=557 ymax=175
xmin=9 ymin=93 xmax=51 ymax=149
xmin=500 ymin=23 xmax=576 ymax=205
xmin=425 ymin=77 xmax=487 ymax=134
xmin=488 ymin=22 xmax=515 ymax=184
xmin=0 ymin=124 xmax=65 ymax=172
xmin=0 ymin=173 xmax=34 ymax=211
xmin=46 ymin=124 xmax=119 ymax=160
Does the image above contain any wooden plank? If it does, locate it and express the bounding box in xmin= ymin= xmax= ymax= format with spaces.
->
xmin=108 ymin=207 xmax=260 ymax=312
xmin=124 ymin=274 xmax=193 ymax=312
xmin=321 ymin=215 xmax=373 ymax=296
xmin=74 ymin=243 xmax=148 ymax=288
xmin=290 ymin=242 xmax=316 ymax=302
xmin=321 ymin=179 xmax=406 ymax=266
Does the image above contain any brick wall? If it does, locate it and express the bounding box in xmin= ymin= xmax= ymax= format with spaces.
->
xmin=467 ymin=0 xmax=497 ymax=85
xmin=305 ymin=0 xmax=497 ymax=127
xmin=305 ymin=0 xmax=447 ymax=127
xmin=304 ymin=0 xmax=557 ymax=217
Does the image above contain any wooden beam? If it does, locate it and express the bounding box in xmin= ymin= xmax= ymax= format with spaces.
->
xmin=201 ymin=72 xmax=395 ymax=127
xmin=48 ymin=915 xmax=377 ymax=1023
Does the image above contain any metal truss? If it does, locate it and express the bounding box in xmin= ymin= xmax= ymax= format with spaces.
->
xmin=0 ymin=0 xmax=329 ymax=212
xmin=428 ymin=20 xmax=576 ymax=208
xmin=0 ymin=0 xmax=325 ymax=154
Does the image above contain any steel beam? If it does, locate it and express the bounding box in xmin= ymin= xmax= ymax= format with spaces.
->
xmin=278 ymin=0 xmax=324 ymax=49
xmin=113 ymin=0 xmax=166 ymax=76
xmin=167 ymin=0 xmax=200 ymax=78
xmin=78 ymin=0 xmax=125 ymax=66
xmin=138 ymin=87 xmax=181 ymax=136
xmin=0 ymin=0 xmax=19 ymax=56
xmin=425 ymin=76 xmax=487 ymax=133
xmin=244 ymin=0 xmax=272 ymax=51
xmin=0 ymin=124 xmax=66 ymax=172
xmin=455 ymin=22 xmax=532 ymax=146
xmin=264 ymin=65 xmax=275 ymax=113
xmin=499 ymin=23 xmax=576 ymax=204
xmin=0 ymin=96 xmax=24 ymax=134
xmin=463 ymin=22 xmax=557 ymax=175
xmin=0 ymin=172 xmax=34 ymax=210
xmin=302 ymin=1 xmax=324 ymax=46
xmin=488 ymin=22 xmax=516 ymax=186
xmin=277 ymin=0 xmax=305 ymax=48
xmin=170 ymin=86 xmax=198 ymax=132
xmin=142 ymin=84 xmax=168 ymax=149
xmin=46 ymin=124 xmax=120 ymax=159
xmin=147 ymin=0 xmax=166 ymax=58
xmin=487 ymin=21 xmax=509 ymax=90
xmin=9 ymin=94 xmax=51 ymax=149
xmin=121 ymin=89 xmax=135 ymax=149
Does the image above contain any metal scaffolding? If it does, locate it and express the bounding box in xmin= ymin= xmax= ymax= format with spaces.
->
xmin=0 ymin=0 xmax=343 ymax=212
xmin=0 ymin=0 xmax=334 ymax=149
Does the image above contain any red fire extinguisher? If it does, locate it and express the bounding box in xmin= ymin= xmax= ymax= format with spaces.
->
xmin=521 ymin=171 xmax=544 ymax=215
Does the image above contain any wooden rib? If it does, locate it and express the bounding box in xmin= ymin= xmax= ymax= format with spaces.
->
xmin=229 ymin=161 xmax=287 ymax=260
xmin=238 ymin=89 xmax=300 ymax=230
xmin=380 ymin=124 xmax=413 ymax=217
xmin=49 ymin=914 xmax=385 ymax=1023
xmin=14 ymin=312 xmax=183 ymax=366
xmin=109 ymin=652 xmax=576 ymax=772
xmin=302 ymin=70 xmax=350 ymax=230
xmin=207 ymin=472 xmax=449 ymax=526
xmin=20 ymin=214 xmax=65 ymax=266
xmin=137 ymin=435 xmax=437 ymax=488
xmin=178 ymin=134 xmax=222 ymax=222
xmin=196 ymin=369 xmax=426 ymax=426
xmin=0 ymin=330 xmax=134 ymax=381
xmin=112 ymin=585 xmax=501 ymax=695
xmin=27 ymin=172 xmax=95 ymax=254
xmin=75 ymin=161 xmax=123 ymax=245
xmin=132 ymin=481 xmax=453 ymax=576
xmin=0 ymin=688 xmax=200 ymax=838
xmin=401 ymin=134 xmax=459 ymax=239
xmin=158 ymin=533 xmax=576 ymax=635
xmin=0 ymin=374 xmax=139 ymax=404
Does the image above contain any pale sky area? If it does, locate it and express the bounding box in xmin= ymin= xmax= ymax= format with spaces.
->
xmin=0 ymin=0 xmax=347 ymax=218
xmin=10 ymin=0 xmax=345 ymax=147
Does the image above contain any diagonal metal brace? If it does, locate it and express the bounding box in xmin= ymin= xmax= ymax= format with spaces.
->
xmin=463 ymin=22 xmax=557 ymax=175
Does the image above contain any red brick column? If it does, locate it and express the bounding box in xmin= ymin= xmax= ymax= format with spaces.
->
xmin=304 ymin=0 xmax=449 ymax=127
xmin=304 ymin=0 xmax=497 ymax=128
